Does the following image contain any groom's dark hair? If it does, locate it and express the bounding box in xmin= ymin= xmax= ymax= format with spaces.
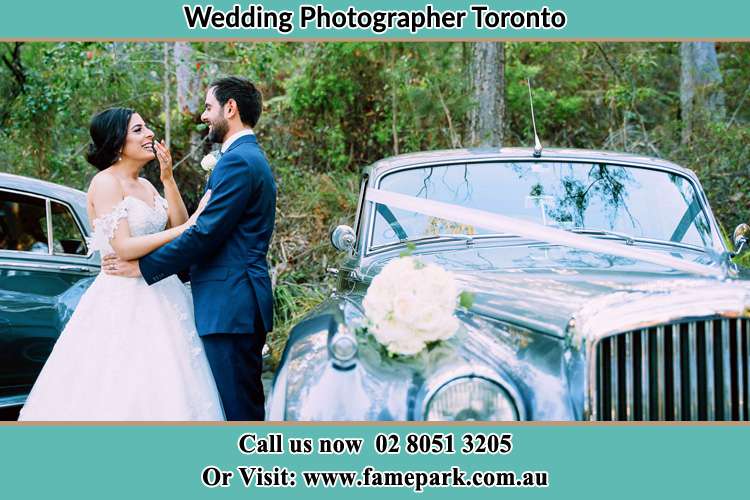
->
xmin=209 ymin=77 xmax=262 ymax=128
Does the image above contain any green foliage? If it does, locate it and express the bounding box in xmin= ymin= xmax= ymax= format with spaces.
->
xmin=3 ymin=41 xmax=750 ymax=366
xmin=277 ymin=43 xmax=471 ymax=171
xmin=399 ymin=242 xmax=417 ymax=257
xmin=459 ymin=291 xmax=475 ymax=309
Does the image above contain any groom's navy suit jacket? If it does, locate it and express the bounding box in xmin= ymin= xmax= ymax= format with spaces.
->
xmin=139 ymin=135 xmax=276 ymax=337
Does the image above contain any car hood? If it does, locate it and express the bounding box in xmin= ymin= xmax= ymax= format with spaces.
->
xmin=359 ymin=243 xmax=750 ymax=340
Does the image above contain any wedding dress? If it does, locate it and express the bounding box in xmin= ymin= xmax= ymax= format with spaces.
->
xmin=18 ymin=193 xmax=224 ymax=421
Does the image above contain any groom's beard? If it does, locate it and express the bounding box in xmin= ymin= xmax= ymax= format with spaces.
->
xmin=208 ymin=118 xmax=229 ymax=144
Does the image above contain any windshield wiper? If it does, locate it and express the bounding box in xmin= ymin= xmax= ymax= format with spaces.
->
xmin=567 ymin=228 xmax=637 ymax=245
xmin=567 ymin=228 xmax=708 ymax=253
xmin=403 ymin=233 xmax=519 ymax=246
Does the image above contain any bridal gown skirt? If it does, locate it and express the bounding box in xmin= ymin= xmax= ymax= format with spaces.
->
xmin=18 ymin=273 xmax=225 ymax=421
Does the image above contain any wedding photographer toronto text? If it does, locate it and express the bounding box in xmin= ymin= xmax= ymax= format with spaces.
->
xmin=182 ymin=4 xmax=568 ymax=35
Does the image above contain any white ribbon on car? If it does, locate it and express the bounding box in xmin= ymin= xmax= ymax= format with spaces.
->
xmin=366 ymin=188 xmax=722 ymax=279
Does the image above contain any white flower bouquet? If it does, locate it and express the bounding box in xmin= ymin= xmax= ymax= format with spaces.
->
xmin=361 ymin=256 xmax=472 ymax=356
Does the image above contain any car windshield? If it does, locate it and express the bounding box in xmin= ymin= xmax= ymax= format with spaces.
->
xmin=370 ymin=161 xmax=718 ymax=251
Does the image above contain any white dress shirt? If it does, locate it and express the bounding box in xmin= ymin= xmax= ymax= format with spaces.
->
xmin=220 ymin=129 xmax=255 ymax=154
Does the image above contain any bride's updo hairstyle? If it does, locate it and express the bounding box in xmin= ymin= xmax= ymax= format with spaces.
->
xmin=86 ymin=107 xmax=134 ymax=171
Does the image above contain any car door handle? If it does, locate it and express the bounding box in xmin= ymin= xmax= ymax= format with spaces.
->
xmin=57 ymin=265 xmax=96 ymax=274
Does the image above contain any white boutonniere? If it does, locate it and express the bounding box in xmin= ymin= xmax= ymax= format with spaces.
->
xmin=200 ymin=151 xmax=219 ymax=172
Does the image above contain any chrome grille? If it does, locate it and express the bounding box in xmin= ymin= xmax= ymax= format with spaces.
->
xmin=593 ymin=317 xmax=750 ymax=421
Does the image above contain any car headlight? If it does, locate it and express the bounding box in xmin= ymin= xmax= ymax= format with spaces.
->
xmin=424 ymin=377 xmax=519 ymax=421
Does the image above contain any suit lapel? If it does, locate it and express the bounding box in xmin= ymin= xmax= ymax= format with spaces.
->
xmin=207 ymin=135 xmax=255 ymax=191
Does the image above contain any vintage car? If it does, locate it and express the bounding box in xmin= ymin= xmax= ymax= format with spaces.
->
xmin=0 ymin=173 xmax=99 ymax=416
xmin=267 ymin=147 xmax=750 ymax=421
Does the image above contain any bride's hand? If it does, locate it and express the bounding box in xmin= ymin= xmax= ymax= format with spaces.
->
xmin=184 ymin=190 xmax=211 ymax=229
xmin=153 ymin=140 xmax=174 ymax=183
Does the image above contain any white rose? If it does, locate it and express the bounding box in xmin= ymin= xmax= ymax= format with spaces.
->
xmin=200 ymin=152 xmax=218 ymax=172
xmin=372 ymin=318 xmax=410 ymax=346
xmin=387 ymin=336 xmax=425 ymax=356
xmin=362 ymin=256 xmax=462 ymax=356
xmin=426 ymin=315 xmax=460 ymax=342
xmin=392 ymin=291 xmax=420 ymax=325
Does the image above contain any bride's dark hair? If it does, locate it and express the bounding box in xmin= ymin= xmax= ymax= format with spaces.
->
xmin=86 ymin=107 xmax=134 ymax=171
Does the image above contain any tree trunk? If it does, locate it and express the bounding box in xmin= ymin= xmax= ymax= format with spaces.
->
xmin=680 ymin=42 xmax=725 ymax=144
xmin=173 ymin=42 xmax=204 ymax=163
xmin=162 ymin=43 xmax=171 ymax=148
xmin=388 ymin=45 xmax=399 ymax=156
xmin=174 ymin=42 xmax=202 ymax=114
xmin=0 ymin=42 xmax=25 ymax=127
xmin=468 ymin=42 xmax=504 ymax=147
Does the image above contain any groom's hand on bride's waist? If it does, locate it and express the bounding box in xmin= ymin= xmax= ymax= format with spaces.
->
xmin=102 ymin=254 xmax=142 ymax=278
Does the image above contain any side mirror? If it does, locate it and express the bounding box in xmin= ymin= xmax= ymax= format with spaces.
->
xmin=733 ymin=223 xmax=750 ymax=256
xmin=331 ymin=225 xmax=355 ymax=253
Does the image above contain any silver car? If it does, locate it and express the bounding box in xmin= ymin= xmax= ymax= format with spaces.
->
xmin=267 ymin=148 xmax=750 ymax=422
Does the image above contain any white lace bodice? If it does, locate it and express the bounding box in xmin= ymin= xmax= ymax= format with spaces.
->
xmin=88 ymin=194 xmax=169 ymax=254
xmin=19 ymin=187 xmax=224 ymax=421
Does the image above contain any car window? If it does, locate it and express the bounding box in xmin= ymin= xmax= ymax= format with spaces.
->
xmin=371 ymin=161 xmax=718 ymax=250
xmin=0 ymin=190 xmax=49 ymax=253
xmin=51 ymin=201 xmax=87 ymax=256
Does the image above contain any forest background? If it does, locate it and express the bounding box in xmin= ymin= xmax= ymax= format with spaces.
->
xmin=1 ymin=42 xmax=746 ymax=364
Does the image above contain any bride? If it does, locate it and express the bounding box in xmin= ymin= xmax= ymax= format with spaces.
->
xmin=18 ymin=107 xmax=224 ymax=421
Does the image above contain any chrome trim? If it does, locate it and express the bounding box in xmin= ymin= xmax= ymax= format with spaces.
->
xmin=737 ymin=318 xmax=745 ymax=420
xmin=57 ymin=265 xmax=95 ymax=274
xmin=0 ymin=186 xmax=50 ymax=201
xmin=641 ymin=328 xmax=650 ymax=420
xmin=625 ymin=334 xmax=634 ymax=421
xmin=673 ymin=325 xmax=682 ymax=420
xmin=413 ymin=365 xmax=526 ymax=421
xmin=743 ymin=319 xmax=750 ymax=420
xmin=352 ymin=174 xmax=369 ymax=252
xmin=0 ymin=187 xmax=51 ymax=255
xmin=328 ymin=324 xmax=358 ymax=369
xmin=45 ymin=198 xmax=53 ymax=254
xmin=0 ymin=187 xmax=92 ymax=258
xmin=573 ymin=283 xmax=750 ymax=346
xmin=689 ymin=322 xmax=698 ymax=420
xmin=0 ymin=260 xmax=72 ymax=271
xmin=331 ymin=225 xmax=356 ymax=253
xmin=722 ymin=319 xmax=732 ymax=420
xmin=705 ymin=320 xmax=715 ymax=420
xmin=657 ymin=326 xmax=665 ymax=420
xmin=0 ymin=394 xmax=26 ymax=409
xmin=610 ymin=338 xmax=618 ymax=421
xmin=49 ymin=198 xmax=92 ymax=257
xmin=591 ymin=317 xmax=750 ymax=421
xmin=0 ymin=259 xmax=98 ymax=273
xmin=0 ymin=249 xmax=56 ymax=258
xmin=596 ymin=342 xmax=604 ymax=420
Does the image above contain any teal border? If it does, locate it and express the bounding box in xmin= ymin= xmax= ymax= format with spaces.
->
xmin=2 ymin=424 xmax=748 ymax=499
xmin=2 ymin=1 xmax=749 ymax=40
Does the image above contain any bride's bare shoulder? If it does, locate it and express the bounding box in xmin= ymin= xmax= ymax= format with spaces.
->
xmin=87 ymin=171 xmax=124 ymax=214
xmin=88 ymin=171 xmax=121 ymax=196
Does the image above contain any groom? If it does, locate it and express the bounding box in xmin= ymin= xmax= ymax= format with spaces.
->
xmin=104 ymin=76 xmax=276 ymax=421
